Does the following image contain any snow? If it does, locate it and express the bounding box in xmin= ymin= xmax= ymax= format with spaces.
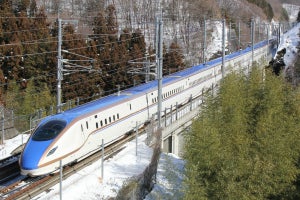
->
xmin=282 ymin=4 xmax=300 ymax=23
xmin=276 ymin=23 xmax=300 ymax=67
xmin=0 ymin=134 xmax=28 ymax=158
xmin=206 ymin=21 xmax=227 ymax=59
xmin=37 ymin=135 xmax=158 ymax=199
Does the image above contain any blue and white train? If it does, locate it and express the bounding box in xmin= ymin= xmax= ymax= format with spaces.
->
xmin=20 ymin=40 xmax=274 ymax=176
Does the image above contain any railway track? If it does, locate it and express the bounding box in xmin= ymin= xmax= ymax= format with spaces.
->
xmin=0 ymin=131 xmax=142 ymax=200
xmin=0 ymin=154 xmax=21 ymax=185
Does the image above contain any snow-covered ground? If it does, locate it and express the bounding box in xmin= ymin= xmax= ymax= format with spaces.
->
xmin=33 ymin=135 xmax=157 ymax=199
xmin=277 ymin=23 xmax=300 ymax=67
xmin=283 ymin=4 xmax=300 ymax=23
xmin=0 ymin=134 xmax=28 ymax=159
xmin=206 ymin=21 xmax=227 ymax=59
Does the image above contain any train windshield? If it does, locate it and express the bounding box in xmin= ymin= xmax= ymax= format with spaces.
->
xmin=32 ymin=120 xmax=67 ymax=141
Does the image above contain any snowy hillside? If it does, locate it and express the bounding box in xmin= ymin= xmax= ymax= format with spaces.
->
xmin=277 ymin=23 xmax=300 ymax=67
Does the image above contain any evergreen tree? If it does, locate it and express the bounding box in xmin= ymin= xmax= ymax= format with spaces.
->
xmin=93 ymin=10 xmax=108 ymax=41
xmin=0 ymin=3 xmax=22 ymax=81
xmin=0 ymin=1 xmax=54 ymax=96
xmin=93 ymin=10 xmax=110 ymax=92
xmin=61 ymin=24 xmax=100 ymax=103
xmin=0 ymin=70 xmax=5 ymax=103
xmin=118 ymin=29 xmax=132 ymax=86
xmin=106 ymin=4 xmax=118 ymax=36
xmin=21 ymin=80 xmax=39 ymax=115
xmin=183 ymin=67 xmax=300 ymax=199
xmin=33 ymin=81 xmax=54 ymax=115
xmin=105 ymin=5 xmax=120 ymax=91
xmin=18 ymin=0 xmax=30 ymax=12
xmin=92 ymin=6 xmax=147 ymax=93
xmin=163 ymin=42 xmax=185 ymax=75
xmin=130 ymin=30 xmax=146 ymax=58
xmin=32 ymin=7 xmax=55 ymax=73
xmin=16 ymin=11 xmax=35 ymax=80
xmin=4 ymin=80 xmax=20 ymax=110
xmin=128 ymin=30 xmax=146 ymax=85
xmin=29 ymin=0 xmax=37 ymax=17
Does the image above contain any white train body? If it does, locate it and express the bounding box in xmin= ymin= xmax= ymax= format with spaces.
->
xmin=20 ymin=40 xmax=273 ymax=176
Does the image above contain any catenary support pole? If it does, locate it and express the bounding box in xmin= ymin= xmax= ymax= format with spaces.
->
xmin=60 ymin=160 xmax=62 ymax=200
xmin=238 ymin=20 xmax=241 ymax=50
xmin=157 ymin=17 xmax=163 ymax=129
xmin=101 ymin=139 xmax=104 ymax=179
xmin=251 ymin=18 xmax=255 ymax=64
xmin=222 ymin=19 xmax=226 ymax=78
xmin=154 ymin=17 xmax=159 ymax=79
xmin=1 ymin=109 xmax=4 ymax=144
xmin=203 ymin=18 xmax=207 ymax=64
xmin=57 ymin=18 xmax=62 ymax=114
xmin=136 ymin=121 xmax=138 ymax=156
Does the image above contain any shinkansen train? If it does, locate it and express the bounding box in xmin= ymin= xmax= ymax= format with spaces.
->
xmin=19 ymin=39 xmax=274 ymax=176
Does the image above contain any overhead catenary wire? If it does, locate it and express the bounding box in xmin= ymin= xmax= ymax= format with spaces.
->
xmin=0 ymin=1 xmax=278 ymax=116
xmin=0 ymin=39 xmax=248 ymax=93
xmin=3 ymin=15 xmax=260 ymax=56
xmin=0 ymin=33 xmax=146 ymax=59
xmin=0 ymin=3 xmax=276 ymax=95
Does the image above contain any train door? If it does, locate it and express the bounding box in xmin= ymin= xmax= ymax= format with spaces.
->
xmin=145 ymin=93 xmax=150 ymax=120
xmin=80 ymin=123 xmax=85 ymax=141
xmin=81 ymin=118 xmax=91 ymax=141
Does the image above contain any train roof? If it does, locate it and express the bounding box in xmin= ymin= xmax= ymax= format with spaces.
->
xmin=41 ymin=40 xmax=270 ymax=125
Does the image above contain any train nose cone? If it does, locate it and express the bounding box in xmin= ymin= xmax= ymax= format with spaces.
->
xmin=21 ymin=140 xmax=52 ymax=170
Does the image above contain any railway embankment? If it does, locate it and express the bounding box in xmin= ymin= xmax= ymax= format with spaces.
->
xmin=115 ymin=129 xmax=162 ymax=199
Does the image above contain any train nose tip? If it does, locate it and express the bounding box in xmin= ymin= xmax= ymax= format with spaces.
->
xmin=21 ymin=139 xmax=53 ymax=171
xmin=20 ymin=158 xmax=38 ymax=170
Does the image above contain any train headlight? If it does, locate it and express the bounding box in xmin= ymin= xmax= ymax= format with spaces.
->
xmin=47 ymin=146 xmax=58 ymax=157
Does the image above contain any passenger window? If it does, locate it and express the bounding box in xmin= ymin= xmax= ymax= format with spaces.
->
xmin=100 ymin=120 xmax=103 ymax=127
xmin=105 ymin=119 xmax=107 ymax=125
xmin=86 ymin=121 xmax=88 ymax=129
xmin=113 ymin=115 xmax=115 ymax=121
xmin=95 ymin=115 xmax=97 ymax=118
xmin=96 ymin=122 xmax=99 ymax=129
xmin=109 ymin=117 xmax=111 ymax=123
xmin=117 ymin=114 xmax=119 ymax=119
